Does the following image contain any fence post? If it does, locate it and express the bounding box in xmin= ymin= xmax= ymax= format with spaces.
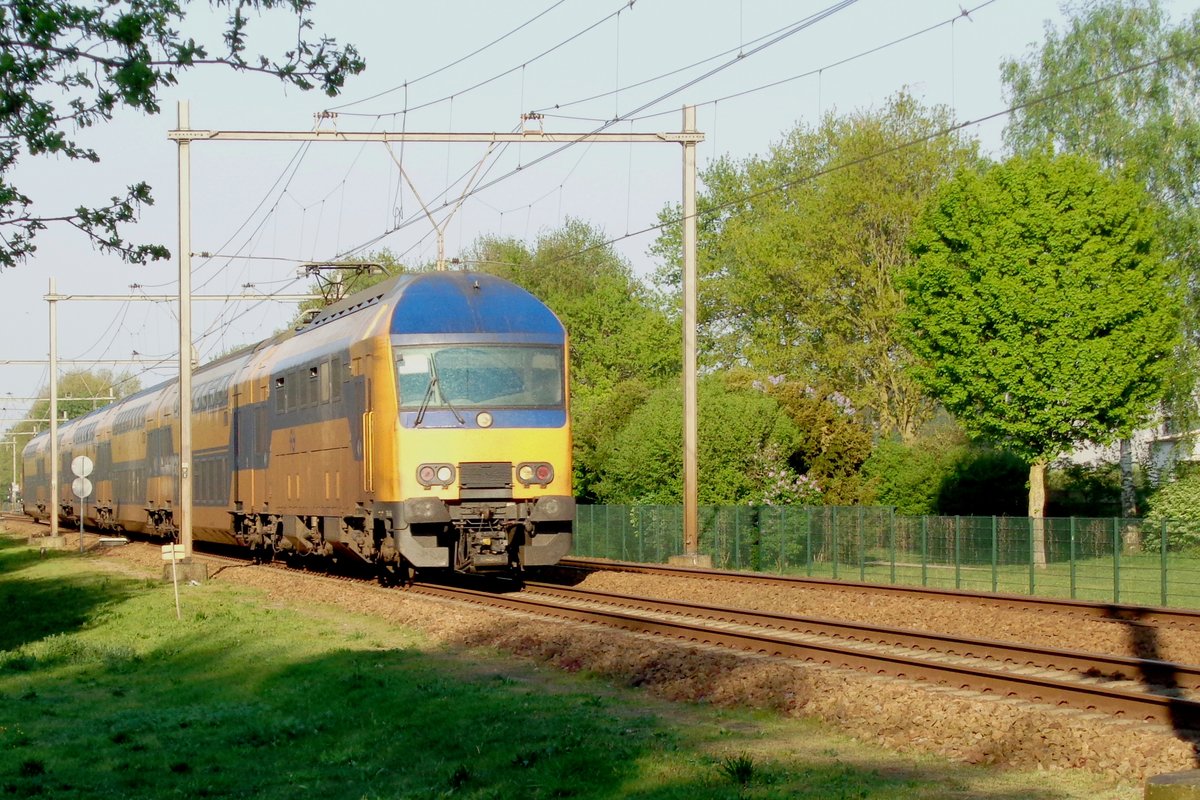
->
xmin=605 ymin=506 xmax=612 ymax=560
xmin=729 ymin=510 xmax=739 ymax=573
xmin=805 ymin=507 xmax=813 ymax=576
xmin=1028 ymin=518 xmax=1035 ymax=596
xmin=779 ymin=507 xmax=786 ymax=573
xmin=1113 ymin=517 xmax=1121 ymax=605
xmin=921 ymin=516 xmax=928 ymax=587
xmin=991 ymin=515 xmax=998 ymax=593
xmin=954 ymin=515 xmax=962 ymax=590
xmin=858 ymin=506 xmax=865 ymax=581
xmin=889 ymin=507 xmax=896 ymax=585
xmin=832 ymin=510 xmax=839 ymax=580
xmin=1161 ymin=519 xmax=1169 ymax=607
xmin=637 ymin=506 xmax=644 ymax=563
xmin=1069 ymin=517 xmax=1077 ymax=600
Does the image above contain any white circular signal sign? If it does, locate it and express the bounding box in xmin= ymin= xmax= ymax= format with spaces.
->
xmin=71 ymin=455 xmax=94 ymax=478
xmin=71 ymin=476 xmax=93 ymax=499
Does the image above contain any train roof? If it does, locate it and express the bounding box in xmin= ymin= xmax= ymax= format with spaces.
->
xmin=302 ymin=270 xmax=563 ymax=339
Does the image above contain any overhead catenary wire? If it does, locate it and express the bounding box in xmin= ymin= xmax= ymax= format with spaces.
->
xmin=326 ymin=0 xmax=573 ymax=113
xmin=331 ymin=0 xmax=632 ymax=119
xmin=533 ymin=41 xmax=1200 ymax=270
xmin=329 ymin=0 xmax=858 ymax=262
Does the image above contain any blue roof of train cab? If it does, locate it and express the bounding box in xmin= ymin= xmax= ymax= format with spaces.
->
xmin=389 ymin=272 xmax=564 ymax=343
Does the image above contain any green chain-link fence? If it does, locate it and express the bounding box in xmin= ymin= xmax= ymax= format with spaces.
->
xmin=572 ymin=505 xmax=1200 ymax=609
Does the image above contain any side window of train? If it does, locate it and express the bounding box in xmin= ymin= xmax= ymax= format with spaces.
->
xmin=318 ymin=362 xmax=331 ymax=405
xmin=275 ymin=376 xmax=286 ymax=414
xmin=307 ymin=365 xmax=319 ymax=407
xmin=331 ymin=356 xmax=344 ymax=402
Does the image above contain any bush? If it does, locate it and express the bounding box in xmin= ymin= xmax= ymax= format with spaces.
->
xmin=937 ymin=449 xmax=1027 ymax=516
xmin=863 ymin=427 xmax=1026 ymax=515
xmin=1145 ymin=475 xmax=1200 ymax=552
xmin=595 ymin=376 xmax=800 ymax=505
xmin=1045 ymin=461 xmax=1149 ymax=517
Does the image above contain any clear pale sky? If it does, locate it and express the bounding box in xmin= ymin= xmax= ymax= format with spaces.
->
xmin=2 ymin=0 xmax=1195 ymax=427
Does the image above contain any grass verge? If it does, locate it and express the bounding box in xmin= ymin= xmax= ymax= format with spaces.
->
xmin=0 ymin=531 xmax=1148 ymax=799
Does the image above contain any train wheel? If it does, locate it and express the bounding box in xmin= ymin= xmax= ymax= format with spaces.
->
xmin=377 ymin=560 xmax=415 ymax=588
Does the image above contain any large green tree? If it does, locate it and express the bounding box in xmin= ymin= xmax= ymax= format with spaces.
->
xmin=902 ymin=151 xmax=1180 ymax=560
xmin=653 ymin=92 xmax=979 ymax=442
xmin=1001 ymin=0 xmax=1200 ymax=512
xmin=0 ymin=0 xmax=364 ymax=269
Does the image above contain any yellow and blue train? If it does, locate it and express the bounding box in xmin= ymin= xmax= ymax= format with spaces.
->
xmin=21 ymin=272 xmax=574 ymax=578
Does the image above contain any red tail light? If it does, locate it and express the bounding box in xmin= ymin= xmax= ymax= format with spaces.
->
xmin=516 ymin=462 xmax=554 ymax=487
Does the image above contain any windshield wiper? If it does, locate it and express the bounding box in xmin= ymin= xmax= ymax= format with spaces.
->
xmin=414 ymin=354 xmax=465 ymax=426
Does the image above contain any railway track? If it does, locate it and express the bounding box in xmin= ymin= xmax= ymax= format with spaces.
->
xmin=55 ymin=537 xmax=1200 ymax=731
xmin=560 ymin=557 xmax=1200 ymax=631
xmin=404 ymin=579 xmax=1200 ymax=731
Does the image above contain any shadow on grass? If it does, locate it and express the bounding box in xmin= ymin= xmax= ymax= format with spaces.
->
xmin=0 ymin=539 xmax=139 ymax=653
xmin=1 ymin=628 xmax=1083 ymax=800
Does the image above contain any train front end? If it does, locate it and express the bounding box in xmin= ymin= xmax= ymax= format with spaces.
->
xmin=384 ymin=273 xmax=573 ymax=573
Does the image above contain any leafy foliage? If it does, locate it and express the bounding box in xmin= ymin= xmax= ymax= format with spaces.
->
xmin=1146 ymin=474 xmax=1200 ymax=551
xmin=0 ymin=0 xmax=364 ymax=268
xmin=728 ymin=374 xmax=872 ymax=505
xmin=861 ymin=428 xmax=1027 ymax=516
xmin=653 ymin=92 xmax=978 ymax=441
xmin=1046 ymin=461 xmax=1149 ymax=517
xmin=594 ymin=377 xmax=800 ymax=505
xmin=903 ymin=150 xmax=1179 ymax=473
xmin=1001 ymin=0 xmax=1200 ymax=423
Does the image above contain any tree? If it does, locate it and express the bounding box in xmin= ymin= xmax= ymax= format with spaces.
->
xmin=594 ymin=377 xmax=801 ymax=506
xmin=902 ymin=150 xmax=1180 ymax=561
xmin=0 ymin=0 xmax=364 ymax=269
xmin=1001 ymin=0 xmax=1200 ymax=514
xmin=652 ymin=92 xmax=979 ymax=441
xmin=724 ymin=373 xmax=872 ymax=505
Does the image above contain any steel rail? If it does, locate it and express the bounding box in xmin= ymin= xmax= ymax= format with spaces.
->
xmin=409 ymin=581 xmax=1200 ymax=729
xmin=523 ymin=582 xmax=1200 ymax=691
xmin=560 ymin=557 xmax=1200 ymax=631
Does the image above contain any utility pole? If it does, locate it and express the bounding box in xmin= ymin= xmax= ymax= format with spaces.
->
xmin=681 ymin=105 xmax=702 ymax=564
xmin=168 ymin=104 xmax=705 ymax=565
xmin=178 ymin=101 xmax=194 ymax=564
xmin=48 ymin=278 xmax=58 ymax=540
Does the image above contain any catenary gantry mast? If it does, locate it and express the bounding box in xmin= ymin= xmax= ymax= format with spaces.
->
xmin=169 ymin=103 xmax=704 ymax=563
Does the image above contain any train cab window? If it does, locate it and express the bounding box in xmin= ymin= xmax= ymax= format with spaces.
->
xmin=275 ymin=377 xmax=286 ymax=414
xmin=308 ymin=366 xmax=320 ymax=407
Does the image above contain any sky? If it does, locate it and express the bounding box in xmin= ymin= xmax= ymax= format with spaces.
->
xmin=2 ymin=0 xmax=1197 ymax=433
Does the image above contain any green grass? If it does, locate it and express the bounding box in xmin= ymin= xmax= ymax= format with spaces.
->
xmin=783 ymin=551 xmax=1200 ymax=608
xmin=0 ymin=532 xmax=1147 ymax=799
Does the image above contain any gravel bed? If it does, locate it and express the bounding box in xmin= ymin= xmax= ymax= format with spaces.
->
xmin=572 ymin=570 xmax=1200 ymax=665
xmin=13 ymin=523 xmax=1200 ymax=785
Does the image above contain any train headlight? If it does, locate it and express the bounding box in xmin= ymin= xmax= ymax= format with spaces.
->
xmin=516 ymin=462 xmax=554 ymax=487
xmin=417 ymin=463 xmax=455 ymax=487
xmin=476 ymin=411 xmax=493 ymax=428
